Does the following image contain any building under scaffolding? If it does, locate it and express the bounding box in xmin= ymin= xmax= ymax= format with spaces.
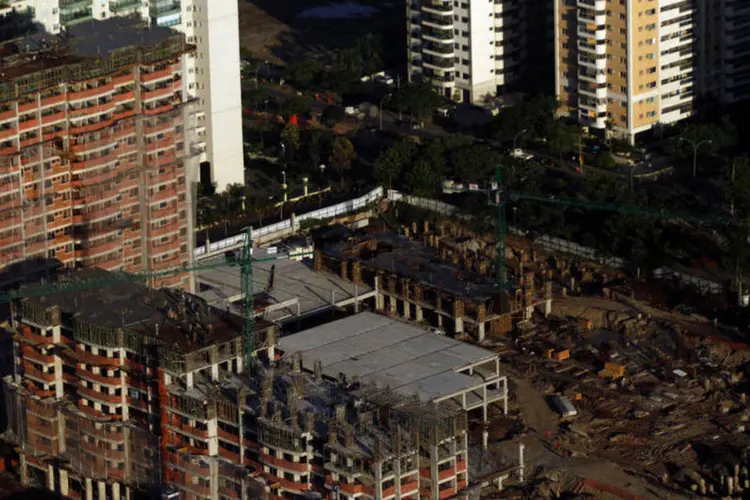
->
xmin=0 ymin=17 xmax=199 ymax=290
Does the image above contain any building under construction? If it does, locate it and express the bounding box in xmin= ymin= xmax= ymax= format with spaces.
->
xmin=0 ymin=17 xmax=199 ymax=289
xmin=3 ymin=269 xmax=517 ymax=500
xmin=314 ymin=225 xmax=553 ymax=342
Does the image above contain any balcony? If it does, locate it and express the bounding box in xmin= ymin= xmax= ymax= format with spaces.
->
xmin=141 ymin=85 xmax=175 ymax=102
xmin=68 ymin=84 xmax=115 ymax=102
xmin=144 ymin=103 xmax=175 ymax=116
xmin=42 ymin=112 xmax=66 ymax=125
xmin=141 ymin=67 xmax=174 ymax=83
xmin=0 ymin=109 xmax=15 ymax=122
xmin=40 ymin=93 xmax=67 ymax=108
xmin=423 ymin=56 xmax=455 ymax=70
xmin=150 ymin=2 xmax=181 ymax=17
xmin=110 ymin=0 xmax=142 ymax=12
xmin=421 ymin=1 xmax=453 ymax=15
xmin=422 ymin=29 xmax=453 ymax=43
xmin=421 ymin=13 xmax=453 ymax=29
xmin=60 ymin=8 xmax=94 ymax=27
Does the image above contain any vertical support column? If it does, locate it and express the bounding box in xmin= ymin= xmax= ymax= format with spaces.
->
xmin=430 ymin=443 xmax=439 ymax=500
xmin=503 ymin=378 xmax=508 ymax=415
xmin=46 ymin=464 xmax=54 ymax=491
xmin=60 ymin=469 xmax=69 ymax=497
xmin=518 ymin=443 xmax=525 ymax=482
xmin=97 ymin=480 xmax=106 ymax=500
xmin=84 ymin=477 xmax=93 ymax=500
xmin=454 ymin=299 xmax=464 ymax=334
xmin=112 ymin=483 xmax=120 ymax=500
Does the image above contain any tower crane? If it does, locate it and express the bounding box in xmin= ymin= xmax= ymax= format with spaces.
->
xmin=444 ymin=165 xmax=734 ymax=289
xmin=0 ymin=227 xmax=311 ymax=365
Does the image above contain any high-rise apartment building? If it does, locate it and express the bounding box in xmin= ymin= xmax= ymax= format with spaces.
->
xmin=407 ymin=0 xmax=534 ymax=103
xmin=700 ymin=0 xmax=750 ymax=105
xmin=0 ymin=18 xmax=196 ymax=289
xmin=0 ymin=0 xmax=244 ymax=190
xmin=554 ymin=0 xmax=749 ymax=143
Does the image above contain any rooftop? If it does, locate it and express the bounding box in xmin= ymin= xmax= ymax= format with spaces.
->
xmin=196 ymin=252 xmax=373 ymax=323
xmin=0 ymin=17 xmax=185 ymax=83
xmin=319 ymin=232 xmax=499 ymax=301
xmin=21 ymin=268 xmax=258 ymax=353
xmin=278 ymin=312 xmax=500 ymax=403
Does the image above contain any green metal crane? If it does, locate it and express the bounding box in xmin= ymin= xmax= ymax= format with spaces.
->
xmin=448 ymin=165 xmax=734 ymax=289
xmin=0 ymin=227 xmax=311 ymax=365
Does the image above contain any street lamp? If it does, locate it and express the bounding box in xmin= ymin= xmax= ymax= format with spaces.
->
xmin=255 ymin=60 xmax=270 ymax=90
xmin=379 ymin=93 xmax=393 ymax=132
xmin=513 ymin=129 xmax=528 ymax=152
xmin=318 ymin=164 xmax=326 ymax=208
xmin=679 ymin=137 xmax=712 ymax=179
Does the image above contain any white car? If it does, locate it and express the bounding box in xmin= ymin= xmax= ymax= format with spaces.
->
xmin=428 ymin=327 xmax=445 ymax=336
xmin=375 ymin=75 xmax=395 ymax=85
xmin=511 ymin=148 xmax=534 ymax=161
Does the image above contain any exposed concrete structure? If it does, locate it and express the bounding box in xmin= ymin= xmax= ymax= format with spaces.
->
xmin=195 ymin=250 xmax=376 ymax=324
xmin=315 ymin=230 xmax=553 ymax=342
xmin=4 ymin=269 xmax=521 ymax=499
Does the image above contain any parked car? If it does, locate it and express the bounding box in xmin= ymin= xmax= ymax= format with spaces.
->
xmin=511 ymin=149 xmax=534 ymax=161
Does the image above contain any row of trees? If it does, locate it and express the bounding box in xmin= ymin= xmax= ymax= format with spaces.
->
xmin=282 ymin=35 xmax=385 ymax=92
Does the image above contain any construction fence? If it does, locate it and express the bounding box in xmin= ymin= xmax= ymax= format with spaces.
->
xmin=195 ymin=187 xmax=384 ymax=259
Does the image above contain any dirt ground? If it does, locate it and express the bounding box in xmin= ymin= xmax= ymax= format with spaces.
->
xmin=238 ymin=1 xmax=289 ymax=63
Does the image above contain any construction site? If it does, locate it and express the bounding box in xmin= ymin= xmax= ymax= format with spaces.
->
xmin=0 ymin=17 xmax=198 ymax=290
xmin=313 ymin=223 xmax=552 ymax=342
xmin=1 ymin=266 xmax=522 ymax=500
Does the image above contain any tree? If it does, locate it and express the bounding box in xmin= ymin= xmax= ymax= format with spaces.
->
xmin=280 ymin=95 xmax=312 ymax=118
xmin=449 ymin=145 xmax=499 ymax=182
xmin=320 ymin=106 xmax=345 ymax=128
xmin=548 ymin=121 xmax=579 ymax=161
xmin=405 ymin=159 xmax=441 ymax=197
xmin=373 ymin=139 xmax=417 ymax=187
xmin=328 ymin=136 xmax=356 ymax=188
xmin=280 ymin=123 xmax=300 ymax=158
xmin=724 ymin=155 xmax=750 ymax=216
xmin=284 ymin=59 xmax=322 ymax=88
xmin=242 ymin=88 xmax=268 ymax=110
xmin=392 ymin=82 xmax=444 ymax=120
xmin=594 ymin=152 xmax=617 ymax=169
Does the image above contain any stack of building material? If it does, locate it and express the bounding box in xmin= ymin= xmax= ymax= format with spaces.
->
xmin=599 ymin=362 xmax=625 ymax=379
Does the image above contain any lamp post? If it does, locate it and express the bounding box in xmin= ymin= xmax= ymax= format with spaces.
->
xmin=680 ymin=137 xmax=712 ymax=179
xmin=319 ymin=164 xmax=326 ymax=207
xmin=254 ymin=60 xmax=270 ymax=90
xmin=513 ymin=128 xmax=528 ymax=152
xmin=379 ymin=93 xmax=393 ymax=132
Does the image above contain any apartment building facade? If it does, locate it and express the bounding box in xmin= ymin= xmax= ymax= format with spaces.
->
xmin=0 ymin=19 xmax=195 ymax=289
xmin=407 ymin=0 xmax=534 ymax=104
xmin=699 ymin=0 xmax=750 ymax=105
xmin=554 ymin=0 xmax=750 ymax=143
xmin=0 ymin=0 xmax=244 ymax=190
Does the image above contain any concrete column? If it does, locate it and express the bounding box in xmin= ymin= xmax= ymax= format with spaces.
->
xmin=415 ymin=305 xmax=423 ymax=322
xmin=544 ymin=299 xmax=552 ymax=317
xmin=211 ymin=362 xmax=219 ymax=380
xmin=403 ymin=300 xmax=411 ymax=320
xmin=47 ymin=464 xmax=54 ymax=491
xmin=112 ymin=483 xmax=120 ymax=500
xmin=455 ymin=316 xmax=464 ymax=334
xmin=60 ymin=469 xmax=69 ymax=497
xmin=207 ymin=418 xmax=219 ymax=455
xmin=477 ymin=323 xmax=486 ymax=343
xmin=186 ymin=372 xmax=194 ymax=389
xmin=85 ymin=478 xmax=93 ymax=500
xmin=503 ymin=378 xmax=508 ymax=415
xmin=97 ymin=480 xmax=106 ymax=500
xmin=482 ymin=428 xmax=488 ymax=449
xmin=389 ymin=296 xmax=397 ymax=316
xmin=375 ymin=462 xmax=384 ymax=499
xmin=437 ymin=314 xmax=443 ymax=329
xmin=518 ymin=443 xmax=525 ymax=482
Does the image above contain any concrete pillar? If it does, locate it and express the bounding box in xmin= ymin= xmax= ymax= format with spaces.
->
xmin=340 ymin=260 xmax=347 ymax=280
xmin=455 ymin=316 xmax=464 ymax=334
xmin=85 ymin=478 xmax=93 ymax=500
xmin=97 ymin=480 xmax=106 ymax=500
xmin=389 ymin=296 xmax=397 ymax=316
xmin=415 ymin=305 xmax=423 ymax=322
xmin=403 ymin=300 xmax=411 ymax=320
xmin=482 ymin=428 xmax=488 ymax=449
xmin=544 ymin=299 xmax=552 ymax=317
xmin=518 ymin=443 xmax=525 ymax=482
xmin=211 ymin=362 xmax=219 ymax=381
xmin=60 ymin=469 xmax=69 ymax=497
xmin=503 ymin=378 xmax=508 ymax=415
xmin=437 ymin=314 xmax=443 ymax=329
xmin=47 ymin=464 xmax=54 ymax=491
xmin=477 ymin=322 xmax=486 ymax=343
xmin=112 ymin=483 xmax=120 ymax=500
xmin=186 ymin=372 xmax=194 ymax=388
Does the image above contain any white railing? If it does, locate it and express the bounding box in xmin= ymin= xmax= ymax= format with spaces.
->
xmin=387 ymin=189 xmax=458 ymax=215
xmin=194 ymin=187 xmax=384 ymax=259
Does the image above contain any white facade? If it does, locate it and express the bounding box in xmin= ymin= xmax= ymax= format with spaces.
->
xmin=407 ymin=0 xmax=528 ymax=104
xmin=0 ymin=0 xmax=244 ymax=191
